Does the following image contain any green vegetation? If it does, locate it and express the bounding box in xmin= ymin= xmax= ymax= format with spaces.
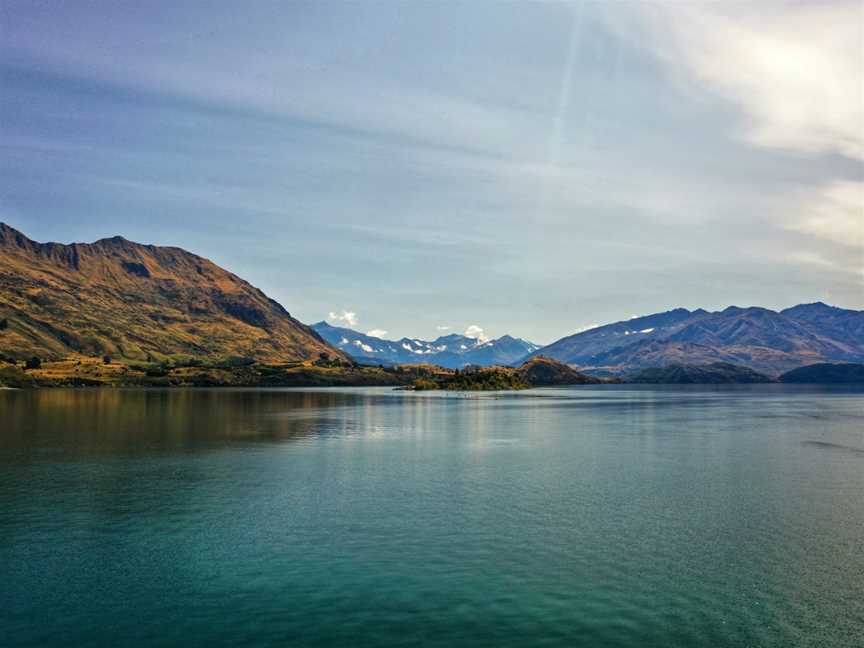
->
xmin=627 ymin=362 xmax=772 ymax=384
xmin=0 ymin=354 xmax=609 ymax=391
xmin=9 ymin=354 xmax=421 ymax=388
xmin=779 ymin=363 xmax=864 ymax=384
xmin=0 ymin=364 xmax=36 ymax=388
xmin=313 ymin=352 xmax=352 ymax=369
xmin=411 ymin=367 xmax=531 ymax=391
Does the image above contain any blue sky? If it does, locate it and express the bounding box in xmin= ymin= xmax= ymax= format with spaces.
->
xmin=1 ymin=1 xmax=861 ymax=344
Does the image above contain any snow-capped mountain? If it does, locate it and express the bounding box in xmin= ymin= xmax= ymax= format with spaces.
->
xmin=312 ymin=322 xmax=540 ymax=368
xmin=527 ymin=302 xmax=864 ymax=376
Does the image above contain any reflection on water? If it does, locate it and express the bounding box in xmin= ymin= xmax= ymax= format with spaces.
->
xmin=1 ymin=388 xmax=383 ymax=453
xmin=1 ymin=385 xmax=863 ymax=648
xmin=801 ymin=440 xmax=864 ymax=454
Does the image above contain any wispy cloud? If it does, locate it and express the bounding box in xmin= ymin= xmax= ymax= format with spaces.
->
xmin=641 ymin=2 xmax=863 ymax=160
xmin=786 ymin=251 xmax=837 ymax=270
xmin=790 ymin=181 xmax=864 ymax=250
xmin=636 ymin=1 xmax=863 ymax=283
xmin=436 ymin=325 xmax=451 ymax=331
xmin=366 ymin=329 xmax=388 ymax=339
xmin=2 ymin=1 xmax=861 ymax=339
xmin=328 ymin=310 xmax=358 ymax=327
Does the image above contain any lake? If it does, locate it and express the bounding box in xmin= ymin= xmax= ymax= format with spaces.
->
xmin=1 ymin=385 xmax=863 ymax=647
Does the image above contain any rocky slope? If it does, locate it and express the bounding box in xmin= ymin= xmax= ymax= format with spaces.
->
xmin=530 ymin=303 xmax=864 ymax=376
xmin=0 ymin=223 xmax=345 ymax=363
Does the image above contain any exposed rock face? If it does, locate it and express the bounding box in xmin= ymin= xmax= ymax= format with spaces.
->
xmin=0 ymin=223 xmax=346 ymax=363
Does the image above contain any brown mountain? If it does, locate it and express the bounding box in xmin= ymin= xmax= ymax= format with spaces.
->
xmin=0 ymin=223 xmax=346 ymax=363
xmin=516 ymin=356 xmax=602 ymax=385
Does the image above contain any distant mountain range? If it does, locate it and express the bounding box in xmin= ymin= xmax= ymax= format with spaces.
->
xmin=529 ymin=303 xmax=864 ymax=377
xmin=312 ymin=321 xmax=540 ymax=369
xmin=3 ymin=223 xmax=861 ymax=380
xmin=0 ymin=223 xmax=344 ymax=363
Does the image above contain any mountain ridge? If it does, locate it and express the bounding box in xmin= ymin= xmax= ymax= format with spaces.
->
xmin=313 ymin=321 xmax=540 ymax=369
xmin=0 ymin=223 xmax=346 ymax=363
xmin=3 ymin=223 xmax=861 ymax=378
xmin=529 ymin=303 xmax=864 ymax=376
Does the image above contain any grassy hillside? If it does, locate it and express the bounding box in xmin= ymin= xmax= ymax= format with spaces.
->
xmin=0 ymin=223 xmax=346 ymax=364
xmin=0 ymin=354 xmax=412 ymax=388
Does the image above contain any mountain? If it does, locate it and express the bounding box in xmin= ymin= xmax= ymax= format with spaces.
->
xmin=780 ymin=302 xmax=864 ymax=347
xmin=530 ymin=303 xmax=864 ymax=376
xmin=628 ymin=362 xmax=772 ymax=384
xmin=459 ymin=335 xmax=542 ymax=367
xmin=312 ymin=321 xmax=540 ymax=368
xmin=0 ymin=223 xmax=345 ymax=363
xmin=779 ymin=363 xmax=864 ymax=384
xmin=516 ymin=356 xmax=602 ymax=385
xmin=528 ymin=308 xmax=699 ymax=363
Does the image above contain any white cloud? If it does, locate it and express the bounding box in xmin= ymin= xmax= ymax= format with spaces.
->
xmin=366 ymin=329 xmax=388 ymax=339
xmin=464 ymin=325 xmax=489 ymax=342
xmin=791 ymin=181 xmax=864 ymax=250
xmin=327 ymin=310 xmax=358 ymax=327
xmin=640 ymin=2 xmax=863 ymax=281
xmin=787 ymin=251 xmax=835 ymax=268
xmin=785 ymin=249 xmax=863 ymax=279
xmin=436 ymin=325 xmax=451 ymax=331
xmin=642 ymin=2 xmax=863 ymax=160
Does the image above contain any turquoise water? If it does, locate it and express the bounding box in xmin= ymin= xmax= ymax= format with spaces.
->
xmin=1 ymin=386 xmax=863 ymax=647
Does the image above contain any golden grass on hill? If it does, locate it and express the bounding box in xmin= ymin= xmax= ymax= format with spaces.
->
xmin=0 ymin=223 xmax=348 ymax=365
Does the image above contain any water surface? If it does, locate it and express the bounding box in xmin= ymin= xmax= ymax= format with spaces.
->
xmin=2 ymin=385 xmax=863 ymax=647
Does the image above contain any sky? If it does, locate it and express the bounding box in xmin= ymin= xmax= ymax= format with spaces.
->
xmin=1 ymin=1 xmax=862 ymax=344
